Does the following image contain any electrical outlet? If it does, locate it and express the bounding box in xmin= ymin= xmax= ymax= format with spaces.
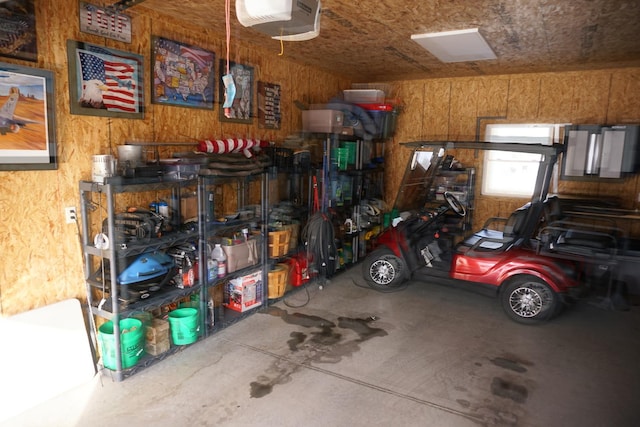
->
xmin=65 ymin=207 xmax=77 ymax=224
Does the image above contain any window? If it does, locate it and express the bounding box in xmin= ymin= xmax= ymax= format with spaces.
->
xmin=482 ymin=124 xmax=557 ymax=197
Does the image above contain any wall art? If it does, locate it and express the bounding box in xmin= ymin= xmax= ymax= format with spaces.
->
xmin=67 ymin=40 xmax=144 ymax=119
xmin=0 ymin=62 xmax=57 ymax=170
xmin=219 ymin=60 xmax=253 ymax=124
xmin=257 ymin=81 xmax=281 ymax=129
xmin=151 ymin=36 xmax=215 ymax=110
xmin=0 ymin=0 xmax=37 ymax=62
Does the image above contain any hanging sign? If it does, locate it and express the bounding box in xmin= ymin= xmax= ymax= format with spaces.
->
xmin=79 ymin=2 xmax=132 ymax=43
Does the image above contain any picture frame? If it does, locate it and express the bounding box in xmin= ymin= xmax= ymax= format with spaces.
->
xmin=0 ymin=0 xmax=37 ymax=62
xmin=0 ymin=62 xmax=57 ymax=170
xmin=67 ymin=40 xmax=144 ymax=119
xmin=219 ymin=60 xmax=254 ymax=123
xmin=151 ymin=36 xmax=215 ymax=110
xmin=257 ymin=81 xmax=281 ymax=129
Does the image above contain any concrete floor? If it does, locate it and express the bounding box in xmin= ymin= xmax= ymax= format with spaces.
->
xmin=3 ymin=266 xmax=639 ymax=427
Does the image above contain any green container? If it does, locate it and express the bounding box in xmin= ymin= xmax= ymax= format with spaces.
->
xmin=336 ymin=148 xmax=349 ymax=170
xmin=168 ymin=308 xmax=199 ymax=345
xmin=341 ymin=141 xmax=357 ymax=165
xmin=98 ymin=318 xmax=145 ymax=370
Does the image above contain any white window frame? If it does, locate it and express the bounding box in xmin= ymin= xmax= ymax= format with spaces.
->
xmin=482 ymin=124 xmax=557 ymax=198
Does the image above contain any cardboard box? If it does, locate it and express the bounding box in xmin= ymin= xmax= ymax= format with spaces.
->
xmin=145 ymin=318 xmax=170 ymax=344
xmin=180 ymin=195 xmax=197 ymax=222
xmin=145 ymin=339 xmax=170 ymax=356
xmin=222 ymin=238 xmax=261 ymax=273
xmin=224 ymin=270 xmax=263 ymax=312
xmin=302 ymin=110 xmax=343 ymax=133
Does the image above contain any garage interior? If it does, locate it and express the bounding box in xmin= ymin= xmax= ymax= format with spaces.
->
xmin=1 ymin=0 xmax=640 ymax=426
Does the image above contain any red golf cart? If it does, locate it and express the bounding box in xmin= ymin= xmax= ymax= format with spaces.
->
xmin=363 ymin=141 xmax=589 ymax=324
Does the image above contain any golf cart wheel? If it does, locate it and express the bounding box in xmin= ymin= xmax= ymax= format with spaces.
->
xmin=363 ymin=248 xmax=407 ymax=291
xmin=501 ymin=275 xmax=559 ymax=324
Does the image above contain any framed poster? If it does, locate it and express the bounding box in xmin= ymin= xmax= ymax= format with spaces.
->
xmin=0 ymin=62 xmax=57 ymax=170
xmin=151 ymin=36 xmax=215 ymax=110
xmin=257 ymin=81 xmax=281 ymax=129
xmin=0 ymin=0 xmax=37 ymax=62
xmin=67 ymin=40 xmax=144 ymax=119
xmin=219 ymin=60 xmax=253 ymax=124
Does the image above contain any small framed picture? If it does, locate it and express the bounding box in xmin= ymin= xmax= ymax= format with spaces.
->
xmin=219 ymin=60 xmax=254 ymax=124
xmin=257 ymin=81 xmax=281 ymax=129
xmin=151 ymin=36 xmax=215 ymax=110
xmin=0 ymin=0 xmax=37 ymax=62
xmin=67 ymin=40 xmax=144 ymax=119
xmin=0 ymin=62 xmax=57 ymax=170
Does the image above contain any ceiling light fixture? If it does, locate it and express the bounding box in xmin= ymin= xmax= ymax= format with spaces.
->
xmin=411 ymin=28 xmax=496 ymax=63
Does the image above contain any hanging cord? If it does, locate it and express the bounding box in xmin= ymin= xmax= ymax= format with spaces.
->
xmin=225 ymin=0 xmax=231 ymax=74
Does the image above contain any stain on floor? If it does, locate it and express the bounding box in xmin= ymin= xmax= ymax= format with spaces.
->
xmin=250 ymin=307 xmax=388 ymax=398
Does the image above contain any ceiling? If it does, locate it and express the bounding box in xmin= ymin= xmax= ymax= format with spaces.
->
xmin=131 ymin=0 xmax=640 ymax=82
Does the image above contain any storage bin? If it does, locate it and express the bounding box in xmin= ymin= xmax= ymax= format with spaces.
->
xmin=222 ymin=238 xmax=260 ymax=273
xmin=302 ymin=109 xmax=344 ymax=133
xmin=343 ymin=89 xmax=385 ymax=103
xmin=268 ymin=229 xmax=291 ymax=258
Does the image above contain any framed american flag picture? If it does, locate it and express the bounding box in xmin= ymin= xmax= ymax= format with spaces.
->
xmin=66 ymin=40 xmax=144 ymax=119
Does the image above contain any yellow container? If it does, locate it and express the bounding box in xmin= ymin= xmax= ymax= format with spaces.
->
xmin=268 ymin=229 xmax=291 ymax=258
xmin=268 ymin=264 xmax=289 ymax=299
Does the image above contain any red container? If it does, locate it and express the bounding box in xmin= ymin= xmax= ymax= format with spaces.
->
xmin=287 ymin=252 xmax=310 ymax=287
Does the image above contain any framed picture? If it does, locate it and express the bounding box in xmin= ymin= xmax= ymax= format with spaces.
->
xmin=0 ymin=0 xmax=37 ymax=62
xmin=219 ymin=60 xmax=254 ymax=123
xmin=257 ymin=81 xmax=281 ymax=129
xmin=0 ymin=62 xmax=57 ymax=170
xmin=151 ymin=36 xmax=215 ymax=110
xmin=67 ymin=40 xmax=144 ymax=119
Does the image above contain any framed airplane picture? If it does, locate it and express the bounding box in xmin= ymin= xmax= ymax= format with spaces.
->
xmin=0 ymin=62 xmax=57 ymax=170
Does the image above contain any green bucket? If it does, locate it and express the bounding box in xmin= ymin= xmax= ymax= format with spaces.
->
xmin=98 ymin=318 xmax=145 ymax=370
xmin=168 ymin=308 xmax=199 ymax=345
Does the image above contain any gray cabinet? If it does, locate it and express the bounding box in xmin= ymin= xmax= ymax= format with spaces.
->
xmin=562 ymin=124 xmax=639 ymax=179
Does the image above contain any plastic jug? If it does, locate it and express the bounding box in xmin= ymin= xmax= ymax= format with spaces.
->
xmin=212 ymin=243 xmax=227 ymax=278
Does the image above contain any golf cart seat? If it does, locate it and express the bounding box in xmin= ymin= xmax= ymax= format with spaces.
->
xmin=459 ymin=202 xmax=543 ymax=254
xmin=538 ymin=197 xmax=625 ymax=258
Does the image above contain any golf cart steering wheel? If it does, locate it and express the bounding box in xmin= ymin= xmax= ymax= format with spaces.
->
xmin=444 ymin=191 xmax=466 ymax=217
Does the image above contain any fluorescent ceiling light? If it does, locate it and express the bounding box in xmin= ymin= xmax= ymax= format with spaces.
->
xmin=411 ymin=28 xmax=496 ymax=63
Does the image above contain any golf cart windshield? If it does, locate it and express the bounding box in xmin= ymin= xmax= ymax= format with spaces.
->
xmin=393 ymin=141 xmax=564 ymax=212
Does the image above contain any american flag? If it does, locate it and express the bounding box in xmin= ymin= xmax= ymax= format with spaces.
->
xmin=179 ymin=45 xmax=213 ymax=70
xmin=78 ymin=50 xmax=138 ymax=112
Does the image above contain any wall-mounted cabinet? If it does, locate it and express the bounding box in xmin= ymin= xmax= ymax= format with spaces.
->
xmin=562 ymin=124 xmax=640 ymax=180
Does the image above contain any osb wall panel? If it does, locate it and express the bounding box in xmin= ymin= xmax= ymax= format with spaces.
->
xmin=385 ymin=68 xmax=640 ymax=232
xmin=607 ymin=69 xmax=640 ymax=124
xmin=0 ymin=0 xmax=348 ymax=316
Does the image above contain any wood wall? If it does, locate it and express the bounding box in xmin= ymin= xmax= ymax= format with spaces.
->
xmin=2 ymin=0 xmax=639 ymax=317
xmin=384 ymin=69 xmax=640 ymax=230
xmin=0 ymin=0 xmax=349 ymax=316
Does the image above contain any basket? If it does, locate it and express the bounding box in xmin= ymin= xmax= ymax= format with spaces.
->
xmin=268 ymin=264 xmax=289 ymax=299
xmin=268 ymin=229 xmax=291 ymax=258
xmin=280 ymin=222 xmax=300 ymax=251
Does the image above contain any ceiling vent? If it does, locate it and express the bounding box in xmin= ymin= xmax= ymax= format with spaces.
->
xmin=411 ymin=28 xmax=496 ymax=63
xmin=236 ymin=0 xmax=322 ymax=41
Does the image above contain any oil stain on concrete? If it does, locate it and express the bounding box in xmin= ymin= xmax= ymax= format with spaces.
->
xmin=250 ymin=307 xmax=387 ymax=398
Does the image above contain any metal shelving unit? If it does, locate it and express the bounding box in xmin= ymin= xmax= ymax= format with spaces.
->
xmin=80 ymin=177 xmax=199 ymax=381
xmin=196 ymin=170 xmax=269 ymax=337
